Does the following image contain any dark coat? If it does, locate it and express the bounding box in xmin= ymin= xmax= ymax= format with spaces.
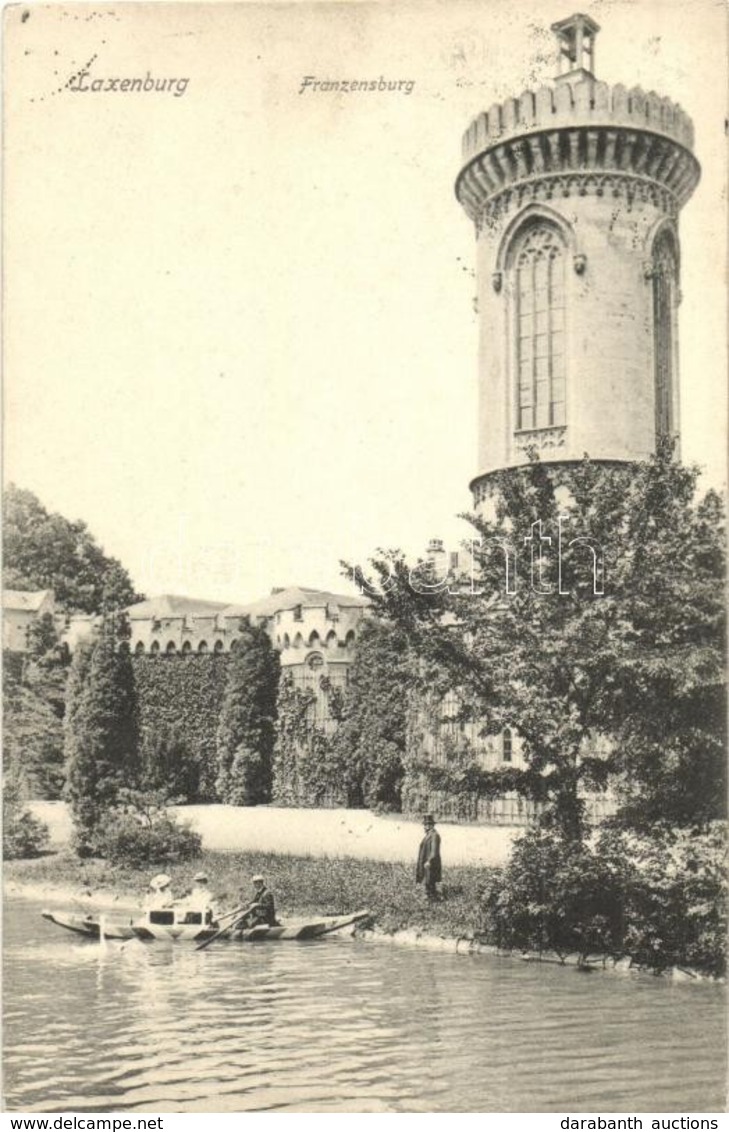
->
xmin=416 ymin=827 xmax=442 ymax=883
xmin=250 ymin=886 xmax=277 ymax=926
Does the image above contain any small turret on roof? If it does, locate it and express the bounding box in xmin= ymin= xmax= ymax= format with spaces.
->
xmin=551 ymin=13 xmax=600 ymax=82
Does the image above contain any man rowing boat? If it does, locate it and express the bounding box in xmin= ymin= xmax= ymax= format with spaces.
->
xmin=239 ymin=875 xmax=278 ymax=927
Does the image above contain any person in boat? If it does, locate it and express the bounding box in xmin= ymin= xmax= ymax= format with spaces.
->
xmin=240 ymin=875 xmax=278 ymax=927
xmin=416 ymin=814 xmax=442 ymax=901
xmin=144 ymin=873 xmax=174 ymax=910
xmin=179 ymin=872 xmax=217 ymax=925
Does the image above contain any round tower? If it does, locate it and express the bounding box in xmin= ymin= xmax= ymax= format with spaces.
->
xmin=455 ymin=13 xmax=700 ymax=508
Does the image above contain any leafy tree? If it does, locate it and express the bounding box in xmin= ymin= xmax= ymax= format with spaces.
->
xmin=2 ymin=616 xmax=70 ymax=798
xmin=63 ymin=616 xmax=139 ymax=853
xmin=215 ymin=618 xmax=280 ymax=804
xmin=355 ymin=444 xmax=725 ymax=840
xmin=3 ymin=484 xmax=142 ymax=614
xmin=330 ymin=619 xmax=410 ymax=810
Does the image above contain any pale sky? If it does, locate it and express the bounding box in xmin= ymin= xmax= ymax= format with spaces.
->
xmin=4 ymin=0 xmax=726 ymax=605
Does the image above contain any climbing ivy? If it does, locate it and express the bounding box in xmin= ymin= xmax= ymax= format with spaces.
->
xmin=132 ymin=655 xmax=229 ymax=801
xmin=272 ymin=675 xmax=346 ymax=807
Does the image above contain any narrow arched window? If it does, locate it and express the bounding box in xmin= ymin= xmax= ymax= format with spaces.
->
xmin=514 ymin=224 xmax=565 ymax=431
xmin=502 ymin=727 xmax=513 ymax=763
xmin=652 ymin=232 xmax=678 ymax=440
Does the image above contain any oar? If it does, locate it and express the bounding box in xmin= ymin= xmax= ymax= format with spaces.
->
xmin=195 ymin=903 xmax=255 ymax=951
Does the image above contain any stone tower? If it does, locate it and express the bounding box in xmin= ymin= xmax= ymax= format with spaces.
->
xmin=455 ymin=14 xmax=700 ymax=509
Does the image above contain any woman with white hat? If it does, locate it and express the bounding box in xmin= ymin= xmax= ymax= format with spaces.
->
xmin=144 ymin=873 xmax=173 ymax=910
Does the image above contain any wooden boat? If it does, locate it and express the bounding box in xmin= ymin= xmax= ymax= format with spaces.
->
xmin=41 ymin=906 xmax=370 ymax=944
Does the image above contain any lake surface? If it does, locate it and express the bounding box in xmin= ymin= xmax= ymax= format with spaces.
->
xmin=3 ymin=899 xmax=726 ymax=1113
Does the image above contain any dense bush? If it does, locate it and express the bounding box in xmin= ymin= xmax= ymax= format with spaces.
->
xmin=141 ymin=725 xmax=201 ymax=801
xmin=480 ymin=827 xmax=625 ymax=962
xmin=480 ymin=823 xmax=727 ymax=976
xmin=91 ymin=788 xmax=202 ymax=868
xmin=3 ymin=780 xmax=50 ymax=859
xmin=598 ymin=824 xmax=727 ymax=978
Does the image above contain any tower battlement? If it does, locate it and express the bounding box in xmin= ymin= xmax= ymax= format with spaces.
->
xmin=457 ymin=79 xmax=699 ymax=226
xmin=461 ymin=80 xmax=694 ymax=163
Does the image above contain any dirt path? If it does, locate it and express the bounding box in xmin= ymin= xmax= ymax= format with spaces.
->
xmin=28 ymin=801 xmax=518 ymax=867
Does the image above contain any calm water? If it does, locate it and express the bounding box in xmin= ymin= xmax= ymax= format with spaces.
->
xmin=3 ymin=899 xmax=726 ymax=1113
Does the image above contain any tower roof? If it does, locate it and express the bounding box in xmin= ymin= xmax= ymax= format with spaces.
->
xmin=125 ymin=594 xmax=229 ymax=620
xmin=3 ymin=589 xmax=53 ymax=612
xmin=222 ymin=585 xmax=369 ymax=620
xmin=550 ymin=13 xmax=600 ymax=38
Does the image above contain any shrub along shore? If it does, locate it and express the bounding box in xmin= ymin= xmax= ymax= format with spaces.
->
xmin=5 ymin=843 xmax=724 ymax=982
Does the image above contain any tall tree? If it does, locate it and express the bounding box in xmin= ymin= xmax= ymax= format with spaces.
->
xmin=2 ymin=615 xmax=70 ymax=798
xmin=63 ymin=616 xmax=139 ymax=853
xmin=3 ymin=485 xmax=142 ymax=614
xmin=330 ymin=619 xmax=410 ymax=810
xmin=356 ymin=444 xmax=725 ymax=840
xmin=215 ymin=618 xmax=281 ymax=805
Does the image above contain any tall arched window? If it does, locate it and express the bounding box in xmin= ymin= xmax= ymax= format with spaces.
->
xmin=514 ymin=224 xmax=566 ymax=431
xmin=502 ymin=727 xmax=513 ymax=763
xmin=652 ymin=232 xmax=678 ymax=440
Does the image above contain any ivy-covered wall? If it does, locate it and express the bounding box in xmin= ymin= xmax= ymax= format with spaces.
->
xmin=132 ymin=655 xmax=229 ymax=800
xmin=271 ymin=677 xmax=348 ymax=808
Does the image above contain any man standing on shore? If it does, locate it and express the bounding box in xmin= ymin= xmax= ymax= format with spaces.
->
xmin=416 ymin=814 xmax=442 ymax=900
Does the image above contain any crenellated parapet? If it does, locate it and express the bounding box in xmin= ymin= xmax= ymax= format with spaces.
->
xmin=456 ymin=78 xmax=700 ymax=228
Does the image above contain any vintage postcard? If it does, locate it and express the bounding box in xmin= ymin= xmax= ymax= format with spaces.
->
xmin=3 ymin=0 xmax=726 ymax=1117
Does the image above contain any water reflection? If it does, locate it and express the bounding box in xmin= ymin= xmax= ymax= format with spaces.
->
xmin=4 ymin=900 xmax=726 ymax=1113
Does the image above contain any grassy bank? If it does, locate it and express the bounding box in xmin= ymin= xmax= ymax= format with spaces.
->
xmin=4 ymin=850 xmax=498 ymax=938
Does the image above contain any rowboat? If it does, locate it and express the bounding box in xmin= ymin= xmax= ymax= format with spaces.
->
xmin=41 ymin=907 xmax=370 ymax=944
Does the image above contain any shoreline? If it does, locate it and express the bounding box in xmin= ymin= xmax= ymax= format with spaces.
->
xmin=7 ymin=872 xmax=720 ymax=986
